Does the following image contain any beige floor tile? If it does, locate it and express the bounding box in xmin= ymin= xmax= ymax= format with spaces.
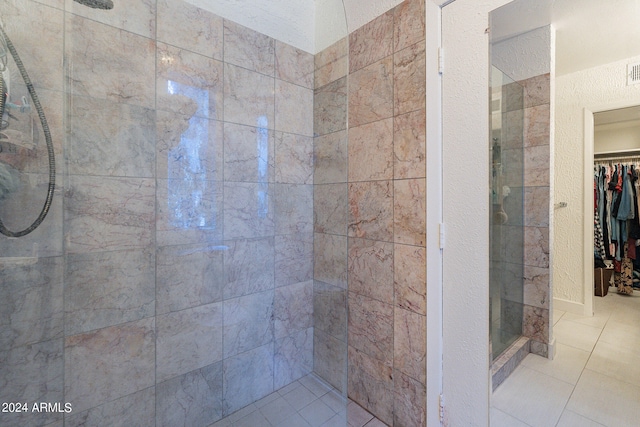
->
xmin=586 ymin=340 xmax=640 ymax=386
xmin=553 ymin=319 xmax=602 ymax=352
xmin=521 ymin=343 xmax=590 ymax=385
xmin=556 ymin=409 xmax=606 ymax=427
xmin=490 ymin=406 xmax=531 ymax=426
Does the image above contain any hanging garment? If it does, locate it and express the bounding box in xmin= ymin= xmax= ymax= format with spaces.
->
xmin=594 ymin=209 xmax=606 ymax=260
xmin=616 ymin=243 xmax=634 ymax=295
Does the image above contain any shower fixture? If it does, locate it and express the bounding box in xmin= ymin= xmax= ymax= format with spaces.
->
xmin=73 ymin=0 xmax=114 ymax=10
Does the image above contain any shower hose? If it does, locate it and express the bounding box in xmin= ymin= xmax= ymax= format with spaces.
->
xmin=0 ymin=25 xmax=55 ymax=237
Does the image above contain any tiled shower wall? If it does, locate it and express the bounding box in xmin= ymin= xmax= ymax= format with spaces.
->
xmin=313 ymin=0 xmax=428 ymax=425
xmin=0 ymin=0 xmax=316 ymax=425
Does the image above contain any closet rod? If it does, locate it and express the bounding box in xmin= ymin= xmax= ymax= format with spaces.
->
xmin=594 ymin=148 xmax=640 ymax=160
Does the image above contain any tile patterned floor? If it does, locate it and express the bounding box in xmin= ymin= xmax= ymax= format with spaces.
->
xmin=492 ymin=287 xmax=640 ymax=427
xmin=209 ymin=373 xmax=387 ymax=427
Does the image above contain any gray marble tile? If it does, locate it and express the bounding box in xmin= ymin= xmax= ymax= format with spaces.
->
xmin=348 ymin=238 xmax=394 ymax=303
xmin=157 ymin=0 xmax=223 ymax=60
xmin=275 ymin=233 xmax=313 ymax=287
xmin=223 ymin=182 xmax=274 ymax=239
xmin=0 ymin=339 xmax=63 ymax=427
xmin=223 ymin=290 xmax=274 ymax=358
xmin=274 ymin=281 xmax=313 ymax=339
xmin=394 ymin=0 xmax=426 ymax=52
xmin=274 ymin=184 xmax=313 ymax=235
xmin=157 ymin=362 xmax=223 ymax=427
xmin=65 ymin=248 xmax=155 ymax=335
xmin=224 ymin=19 xmax=275 ymax=76
xmin=0 ymin=256 xmax=63 ymax=348
xmin=313 ymin=329 xmax=347 ymax=394
xmin=274 ymin=328 xmax=314 ymax=390
xmin=313 ymin=130 xmax=347 ymax=185
xmin=156 ymin=243 xmax=224 ymax=315
xmin=157 ymin=42 xmax=224 ymax=120
xmin=66 ymin=0 xmax=155 ymax=37
xmin=348 ymin=293 xmax=393 ymax=363
xmin=223 ymin=237 xmax=275 ymax=300
xmin=348 ymin=180 xmax=394 ymax=242
xmin=276 ymin=41 xmax=314 ymax=89
xmin=223 ymin=343 xmax=274 ymax=416
xmin=314 ymin=77 xmax=347 ymax=137
xmin=223 ymin=122 xmax=275 ymax=183
xmin=65 ymin=176 xmax=155 ymax=254
xmin=314 ymin=233 xmax=347 ymax=289
xmin=66 ymin=15 xmax=155 ymax=109
xmin=393 ymin=370 xmax=426 ymax=427
xmin=68 ymin=96 xmax=155 ymax=177
xmin=313 ymin=281 xmax=347 ymax=341
xmin=224 ymin=63 xmax=275 ymax=129
xmin=66 ymin=387 xmax=155 ymax=427
xmin=64 ymin=318 xmax=155 ymax=414
xmin=275 ymin=80 xmax=314 ymax=137
xmin=156 ymin=303 xmax=223 ymax=383
xmin=347 ymin=346 xmax=393 ymax=425
xmin=275 ymin=132 xmax=313 ymax=185
xmin=314 ymin=184 xmax=348 ymax=235
xmin=348 ymin=57 xmax=393 ymax=128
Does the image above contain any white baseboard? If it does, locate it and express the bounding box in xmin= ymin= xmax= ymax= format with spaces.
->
xmin=553 ymin=297 xmax=587 ymax=316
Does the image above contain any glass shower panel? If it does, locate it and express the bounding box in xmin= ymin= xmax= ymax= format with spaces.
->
xmin=490 ymin=66 xmax=525 ymax=360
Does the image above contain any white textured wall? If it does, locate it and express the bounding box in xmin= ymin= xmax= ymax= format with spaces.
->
xmin=555 ymin=55 xmax=640 ymax=304
xmin=594 ymin=123 xmax=640 ymax=153
xmin=492 ymin=26 xmax=551 ymax=81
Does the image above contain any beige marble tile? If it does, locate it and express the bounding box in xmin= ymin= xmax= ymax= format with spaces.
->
xmin=394 ymin=41 xmax=426 ymax=116
xmin=394 ymin=0 xmax=426 ymax=52
xmin=314 ymin=233 xmax=348 ymax=289
xmin=349 ymin=11 xmax=393 ymax=73
xmin=394 ymin=178 xmax=426 ymax=246
xmin=314 ymin=281 xmax=347 ymax=341
xmin=157 ymin=0 xmax=223 ymax=60
xmin=223 ymin=344 xmax=274 ymax=415
xmin=394 ymin=244 xmax=426 ymax=315
xmin=224 ymin=63 xmax=275 ymax=129
xmin=524 ymin=265 xmax=550 ymax=309
xmin=314 ymin=183 xmax=348 ymax=235
xmin=274 ymin=328 xmax=313 ymax=390
xmin=347 ymin=346 xmax=393 ymax=425
xmin=394 ymin=308 xmax=426 ymax=384
xmin=315 ymin=55 xmax=349 ymax=89
xmin=394 ymin=370 xmax=426 ymax=427
xmin=275 ymin=132 xmax=313 ymax=184
xmin=157 ymin=42 xmax=224 ymax=120
xmin=224 ymin=19 xmax=275 ymax=76
xmin=314 ymin=77 xmax=347 ymax=136
xmin=348 ymin=181 xmax=394 ymax=241
xmin=314 ymin=130 xmax=348 ymax=184
xmin=275 ymin=233 xmax=313 ymax=287
xmin=524 ymin=186 xmax=549 ymax=227
xmin=503 ymin=109 xmax=525 ymax=150
xmin=64 ymin=318 xmax=155 ymax=414
xmin=315 ymin=38 xmax=348 ymax=71
xmin=66 ymin=15 xmax=155 ymax=109
xmin=274 ymin=281 xmax=313 ymax=339
xmin=275 ymin=80 xmax=314 ymax=137
xmin=524 ymin=226 xmax=549 ymax=268
xmin=348 ymin=57 xmax=394 ymax=128
xmin=223 ymin=291 xmax=274 ymax=358
xmin=521 ymin=73 xmax=551 ymax=108
xmin=348 ymin=238 xmax=394 ymax=303
xmin=65 ymin=0 xmax=155 ymax=38
xmin=274 ymin=183 xmax=313 ymax=234
xmin=394 ymin=109 xmax=426 ymax=179
xmin=223 ymin=237 xmax=275 ymax=300
xmin=276 ymin=41 xmax=314 ymax=89
xmin=523 ymin=305 xmax=549 ymax=344
xmin=314 ymin=329 xmax=347 ymax=393
xmin=524 ymin=104 xmax=550 ymax=147
xmin=223 ymin=182 xmax=274 ymax=239
xmin=348 ymin=118 xmax=394 ymax=182
xmin=223 ymin=122 xmax=274 ymax=183
xmin=348 ymin=293 xmax=393 ymax=362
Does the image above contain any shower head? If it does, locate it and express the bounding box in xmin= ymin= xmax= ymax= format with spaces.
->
xmin=73 ymin=0 xmax=114 ymax=9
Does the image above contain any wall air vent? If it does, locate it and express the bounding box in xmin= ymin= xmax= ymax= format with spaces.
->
xmin=627 ymin=63 xmax=640 ymax=85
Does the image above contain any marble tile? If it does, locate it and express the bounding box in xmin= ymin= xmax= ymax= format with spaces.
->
xmin=274 ymin=281 xmax=313 ymax=339
xmin=66 ymin=15 xmax=155 ymax=109
xmin=315 ymin=38 xmax=347 ymax=72
xmin=300 ymin=373 xmax=334 ymax=398
xmin=394 ymin=244 xmax=426 ymax=315
xmin=348 ymin=57 xmax=394 ymax=128
xmin=394 ymin=41 xmax=426 ymax=116
xmin=276 ymin=41 xmax=314 ymax=89
xmin=157 ymin=42 xmax=224 ymax=120
xmin=314 ymin=130 xmax=348 ymax=184
xmin=275 ymin=233 xmax=313 ymax=287
xmin=0 ymin=338 xmax=63 ymax=427
xmin=65 ymin=248 xmax=154 ymax=335
xmin=503 ymin=109 xmax=525 ymax=150
xmin=156 ymin=303 xmax=222 ymax=383
xmin=276 ymin=80 xmax=314 ymax=137
xmin=0 ymin=257 xmax=63 ymax=348
xmin=223 ymin=182 xmax=274 ymax=239
xmin=299 ymin=399 xmax=335 ymax=426
xmin=524 ymin=226 xmax=549 ymax=268
xmin=394 ymin=308 xmax=426 ymax=384
xmin=156 ymin=243 xmax=224 ymax=315
xmin=394 ymin=370 xmax=426 ymax=427
xmin=394 ymin=109 xmax=426 ymax=179
xmin=394 ymin=0 xmax=426 ymax=52
xmin=274 ymin=328 xmax=314 ymax=390
xmin=274 ymin=184 xmax=313 ymax=234
xmin=348 ymin=181 xmax=394 ymax=241
xmin=157 ymin=0 xmax=223 ymax=60
xmin=502 ymin=81 xmax=525 ymax=113
xmin=224 ymin=19 xmax=274 ymax=75
xmin=259 ymin=395 xmax=297 ymax=425
xmin=223 ymin=290 xmax=274 ymax=358
xmin=65 ymin=176 xmax=155 ymax=254
xmin=521 ymin=343 xmax=590 ymax=385
xmin=521 ymin=74 xmax=551 ymax=108
xmin=314 ymin=184 xmax=348 ymax=235
xmin=523 ymin=265 xmax=550 ymax=309
xmin=276 ymin=132 xmax=313 ymax=184
xmin=66 ymin=387 xmax=155 ymax=427
xmin=68 ymin=96 xmax=155 ymax=177
xmin=223 ymin=343 xmax=275 ymax=415
xmin=66 ymin=0 xmax=155 ymax=37
xmin=348 ymin=293 xmax=393 ymax=363
xmin=224 ymin=63 xmax=275 ymax=129
xmin=315 ymin=55 xmax=349 ymax=89
xmin=503 ymin=147 xmax=525 ymax=187
xmin=224 ymin=122 xmax=275 ymax=183
xmin=314 ymin=233 xmax=348 ymax=289
xmin=348 ymin=238 xmax=394 ymax=303
xmin=314 ymin=77 xmax=347 ymax=136
xmin=314 ymin=329 xmax=347 ymax=393
xmin=347 ymin=400 xmax=374 ymax=427
xmin=157 ymin=362 xmax=223 ymax=427
xmin=65 ymin=318 xmax=155 ymax=414
xmin=314 ymin=282 xmax=347 ymax=341
xmin=394 ymin=178 xmax=426 ymax=246
xmin=347 ymin=346 xmax=394 ymax=425
xmin=223 ymin=237 xmax=275 ymax=300
xmin=524 ymin=145 xmax=550 ymax=187
xmin=156 ymin=178 xmax=223 ymax=246
xmin=348 ymin=118 xmax=394 ymax=182
xmin=524 ymin=104 xmax=550 ymax=147
xmin=0 ymin=1 xmax=63 ymax=91
xmin=349 ymin=11 xmax=393 ymax=73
